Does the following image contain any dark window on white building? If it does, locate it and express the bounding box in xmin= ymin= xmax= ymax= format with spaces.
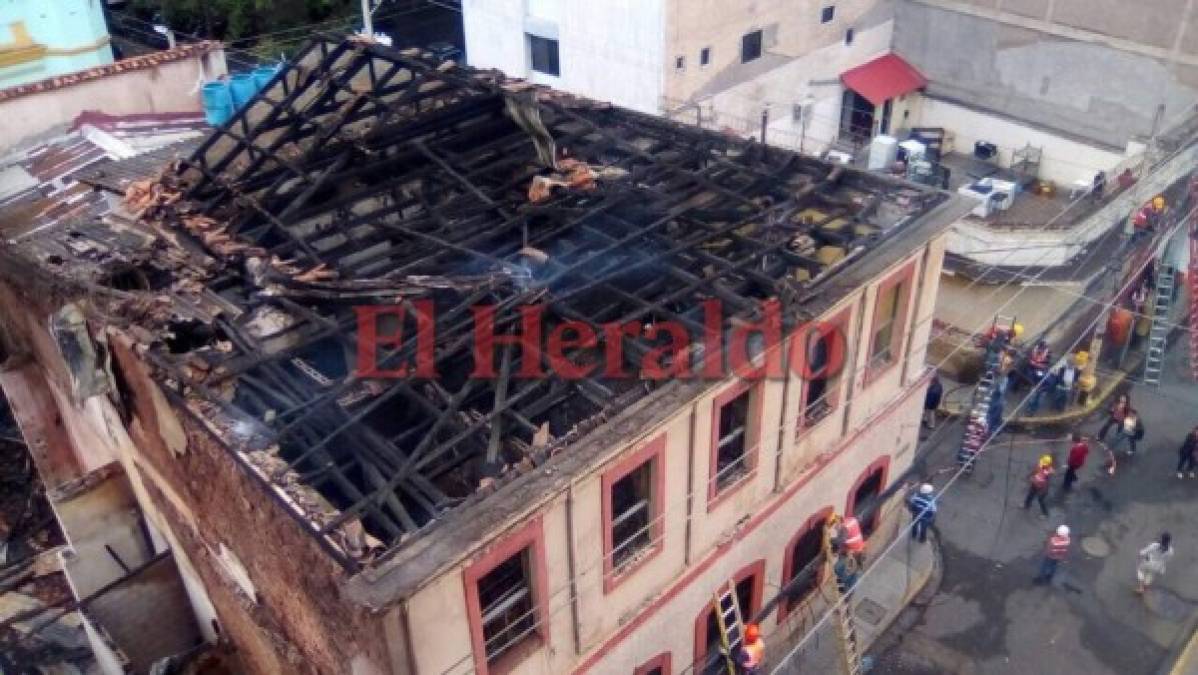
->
xmin=700 ymin=46 xmax=711 ymax=66
xmin=477 ymin=548 xmax=537 ymax=664
xmin=822 ymin=5 xmax=836 ymax=23
xmin=741 ymin=30 xmax=763 ymax=63
xmin=528 ymin=34 xmax=560 ymax=76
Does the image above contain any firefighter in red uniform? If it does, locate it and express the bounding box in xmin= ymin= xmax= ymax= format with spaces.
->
xmin=839 ymin=515 xmax=866 ymax=565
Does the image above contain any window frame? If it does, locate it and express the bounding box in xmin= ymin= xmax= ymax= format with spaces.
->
xmin=601 ymin=434 xmax=667 ymax=593
xmin=741 ymin=30 xmax=763 ymax=63
xmin=795 ymin=306 xmax=852 ymax=436
xmin=846 ymin=455 xmax=891 ymax=537
xmin=463 ymin=517 xmax=550 ymax=675
xmin=845 ymin=27 xmax=855 ymax=45
xmin=693 ymin=560 xmax=765 ymax=674
xmin=778 ymin=507 xmax=834 ymax=622
xmin=700 ymin=46 xmax=711 ymax=67
xmin=675 ymin=55 xmax=686 ymax=71
xmin=865 ymin=260 xmax=916 ymax=385
xmin=821 ymin=5 xmax=836 ymax=23
xmin=527 ymin=34 xmax=560 ymax=77
xmin=634 ymin=652 xmax=673 ymax=675
xmin=707 ymin=380 xmax=760 ymax=510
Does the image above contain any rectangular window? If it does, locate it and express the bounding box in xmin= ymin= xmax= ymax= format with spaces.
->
xmin=715 ymin=389 xmax=751 ymax=491
xmin=798 ymin=310 xmax=849 ymax=433
xmin=741 ymin=30 xmax=762 ymax=63
xmin=870 ymin=281 xmax=903 ymax=367
xmin=700 ymin=46 xmax=711 ymax=66
xmin=821 ymin=5 xmax=836 ymax=23
xmin=611 ymin=459 xmax=654 ymax=569
xmin=478 ymin=548 xmax=536 ymax=666
xmin=602 ymin=436 xmax=665 ymax=591
xmin=675 ymin=55 xmax=685 ymax=71
xmin=464 ymin=519 xmax=548 ymax=674
xmin=845 ymin=27 xmax=854 ymax=44
xmin=528 ymin=34 xmax=560 ymax=76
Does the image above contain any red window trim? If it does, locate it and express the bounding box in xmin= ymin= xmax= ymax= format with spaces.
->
xmin=693 ymin=559 xmax=766 ymax=671
xmin=601 ymin=434 xmax=667 ymax=594
xmin=845 ymin=455 xmax=891 ymax=535
xmin=794 ymin=306 xmax=853 ymax=438
xmin=864 ymin=259 xmax=917 ymax=386
xmin=633 ymin=652 xmax=672 ymax=675
xmin=777 ymin=506 xmax=835 ymax=622
xmin=706 ymin=379 xmax=763 ymax=512
xmin=462 ymin=516 xmax=551 ymax=675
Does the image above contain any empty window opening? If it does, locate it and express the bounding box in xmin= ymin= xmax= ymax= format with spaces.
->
xmin=845 ymin=27 xmax=854 ymax=44
xmin=821 ymin=5 xmax=836 ymax=23
xmin=701 ymin=575 xmax=755 ymax=674
xmin=784 ymin=515 xmax=829 ymax=611
xmin=700 ymin=47 xmax=711 ymax=66
xmin=675 ymin=55 xmax=685 ymax=70
xmin=611 ymin=458 xmax=656 ymax=570
xmin=852 ymin=467 xmax=885 ymax=535
xmin=477 ymin=547 xmax=538 ymax=665
xmin=741 ymin=30 xmax=763 ymax=63
xmin=528 ymin=34 xmax=560 ymax=76
xmin=870 ymin=281 xmax=905 ymax=367
xmin=803 ymin=330 xmax=833 ymax=426
xmin=715 ymin=389 xmax=751 ymax=491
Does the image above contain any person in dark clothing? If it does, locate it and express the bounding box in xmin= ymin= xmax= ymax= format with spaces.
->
xmin=907 ymin=483 xmax=937 ymax=543
xmin=1098 ymin=393 xmax=1131 ymax=441
xmin=924 ymin=375 xmax=943 ymax=429
xmin=1178 ymin=426 xmax=1198 ymax=478
xmin=1092 ymin=171 xmax=1106 ymax=202
xmin=1063 ymin=433 xmax=1089 ymax=492
xmin=1028 ymin=368 xmax=1058 ymax=415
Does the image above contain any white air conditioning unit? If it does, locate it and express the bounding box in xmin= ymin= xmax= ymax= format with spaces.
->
xmin=825 ymin=150 xmax=853 ymax=165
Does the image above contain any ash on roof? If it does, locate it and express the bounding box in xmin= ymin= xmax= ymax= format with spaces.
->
xmin=3 ymin=37 xmax=948 ymax=568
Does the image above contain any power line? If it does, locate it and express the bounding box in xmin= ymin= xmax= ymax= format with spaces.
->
xmin=763 ymin=217 xmax=1187 ymax=675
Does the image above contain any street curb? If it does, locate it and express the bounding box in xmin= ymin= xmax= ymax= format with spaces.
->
xmin=1157 ymin=610 xmax=1198 ymax=675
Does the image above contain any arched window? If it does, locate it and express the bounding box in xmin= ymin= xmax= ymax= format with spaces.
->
xmin=694 ymin=560 xmax=764 ymax=675
xmin=779 ymin=508 xmax=833 ymax=620
xmin=847 ymin=457 xmax=890 ymax=536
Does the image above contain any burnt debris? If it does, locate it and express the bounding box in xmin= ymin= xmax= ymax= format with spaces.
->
xmin=7 ymin=37 xmax=946 ymax=565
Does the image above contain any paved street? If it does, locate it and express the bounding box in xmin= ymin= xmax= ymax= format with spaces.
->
xmin=874 ymin=340 xmax=1198 ymax=674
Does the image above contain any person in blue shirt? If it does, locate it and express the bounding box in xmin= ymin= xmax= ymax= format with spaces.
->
xmin=907 ymin=483 xmax=937 ymax=543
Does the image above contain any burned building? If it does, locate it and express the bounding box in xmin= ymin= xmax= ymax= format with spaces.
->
xmin=0 ymin=38 xmax=966 ymax=674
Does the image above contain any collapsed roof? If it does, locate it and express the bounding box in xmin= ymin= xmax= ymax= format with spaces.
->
xmin=1 ymin=37 xmax=953 ymax=569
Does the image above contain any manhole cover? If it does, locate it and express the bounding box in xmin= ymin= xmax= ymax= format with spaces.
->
xmin=1081 ymin=536 xmax=1111 ymax=558
xmin=856 ymin=598 xmax=887 ymax=626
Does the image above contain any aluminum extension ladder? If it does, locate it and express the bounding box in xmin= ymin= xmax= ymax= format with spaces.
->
xmin=824 ymin=518 xmax=866 ymax=675
xmin=1143 ymin=265 xmax=1175 ymax=386
xmin=958 ymin=316 xmax=1012 ymax=472
xmin=712 ymin=581 xmax=746 ymax=675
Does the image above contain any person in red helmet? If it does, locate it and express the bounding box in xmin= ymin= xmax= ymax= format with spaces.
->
xmin=737 ymin=623 xmax=765 ymax=674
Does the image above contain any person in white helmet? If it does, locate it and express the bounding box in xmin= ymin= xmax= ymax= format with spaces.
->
xmin=906 ymin=483 xmax=937 ymax=543
xmin=1034 ymin=525 xmax=1071 ymax=585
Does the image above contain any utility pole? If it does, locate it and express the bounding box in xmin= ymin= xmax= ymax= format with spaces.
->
xmin=361 ymin=0 xmax=375 ymax=39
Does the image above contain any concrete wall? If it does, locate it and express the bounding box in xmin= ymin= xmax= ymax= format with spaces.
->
xmin=462 ymin=0 xmax=666 ymax=114
xmin=917 ymin=96 xmax=1128 ymax=184
xmin=678 ymin=17 xmax=895 ymax=156
xmin=0 ymin=52 xmax=222 ymax=153
xmin=894 ymin=0 xmax=1198 ymax=150
xmin=398 ymin=235 xmax=947 ymax=675
xmin=0 ymin=0 xmax=113 ymax=90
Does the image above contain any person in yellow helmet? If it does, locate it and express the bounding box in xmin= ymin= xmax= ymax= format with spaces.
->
xmin=1024 ymin=455 xmax=1055 ymax=517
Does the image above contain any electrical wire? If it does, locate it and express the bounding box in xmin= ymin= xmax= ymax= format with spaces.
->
xmin=761 ymin=206 xmax=1194 ymax=675
xmin=426 ymin=144 xmax=1198 ymax=674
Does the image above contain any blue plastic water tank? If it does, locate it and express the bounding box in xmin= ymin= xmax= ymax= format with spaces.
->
xmin=229 ymin=73 xmax=257 ymax=109
xmin=201 ymin=82 xmax=233 ymax=126
xmin=252 ymin=65 xmax=279 ymax=91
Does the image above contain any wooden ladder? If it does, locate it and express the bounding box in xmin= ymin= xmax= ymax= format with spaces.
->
xmin=712 ymin=580 xmax=746 ymax=675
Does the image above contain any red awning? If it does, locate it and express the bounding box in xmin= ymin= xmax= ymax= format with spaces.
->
xmin=840 ymin=53 xmax=927 ymax=107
